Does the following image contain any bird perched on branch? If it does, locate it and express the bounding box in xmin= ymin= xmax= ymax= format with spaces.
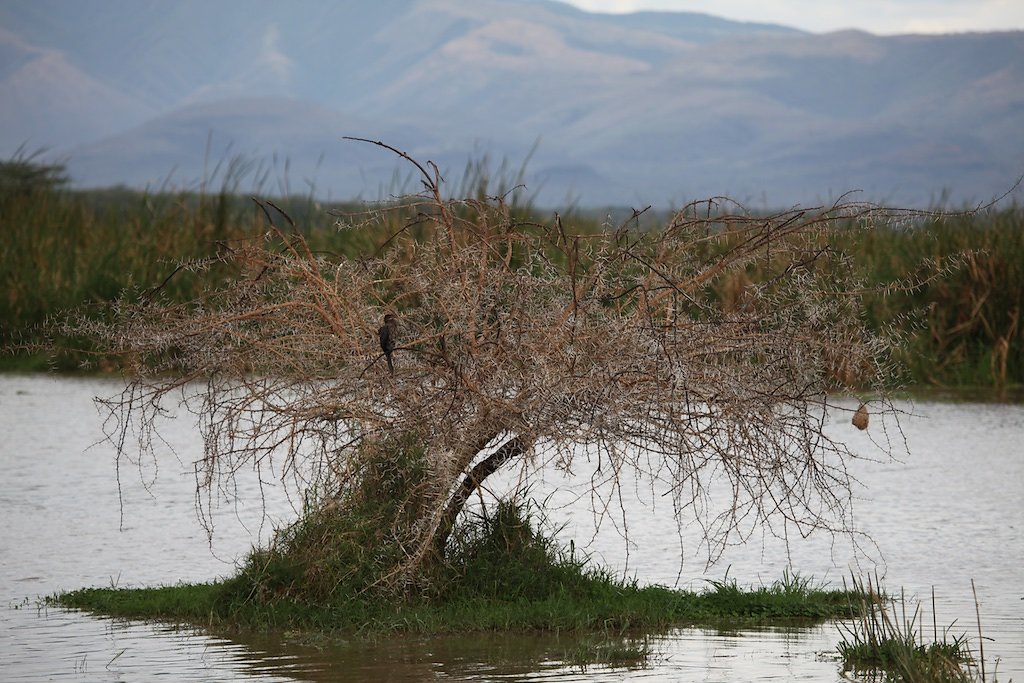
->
xmin=378 ymin=313 xmax=398 ymax=374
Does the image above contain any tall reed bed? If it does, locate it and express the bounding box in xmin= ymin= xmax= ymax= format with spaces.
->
xmin=707 ymin=205 xmax=1024 ymax=390
xmin=0 ymin=175 xmax=380 ymax=368
xmin=846 ymin=209 xmax=1024 ymax=390
xmin=2 ymin=155 xmax=1021 ymax=387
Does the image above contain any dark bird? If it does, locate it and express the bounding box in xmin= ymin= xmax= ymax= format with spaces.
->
xmin=378 ymin=313 xmax=398 ymax=374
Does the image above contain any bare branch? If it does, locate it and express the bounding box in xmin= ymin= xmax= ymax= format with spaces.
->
xmin=66 ymin=144 xmax=932 ymax=590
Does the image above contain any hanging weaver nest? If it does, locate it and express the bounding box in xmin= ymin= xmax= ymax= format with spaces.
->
xmin=852 ymin=403 xmax=870 ymax=430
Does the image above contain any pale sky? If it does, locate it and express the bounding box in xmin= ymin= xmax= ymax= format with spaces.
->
xmin=558 ymin=0 xmax=1024 ymax=34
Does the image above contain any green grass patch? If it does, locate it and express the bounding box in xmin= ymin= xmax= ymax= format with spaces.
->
xmin=54 ymin=571 xmax=860 ymax=637
xmin=52 ymin=504 xmax=860 ymax=637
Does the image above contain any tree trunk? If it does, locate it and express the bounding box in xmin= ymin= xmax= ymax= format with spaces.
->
xmin=434 ymin=436 xmax=527 ymax=553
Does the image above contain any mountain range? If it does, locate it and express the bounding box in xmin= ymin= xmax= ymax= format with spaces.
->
xmin=2 ymin=0 xmax=1022 ymax=208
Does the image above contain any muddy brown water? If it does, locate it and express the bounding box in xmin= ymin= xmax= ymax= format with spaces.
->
xmin=2 ymin=375 xmax=1021 ymax=681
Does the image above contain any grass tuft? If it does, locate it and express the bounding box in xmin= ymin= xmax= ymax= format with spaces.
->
xmin=837 ymin=575 xmax=996 ymax=682
xmin=562 ymin=635 xmax=653 ymax=672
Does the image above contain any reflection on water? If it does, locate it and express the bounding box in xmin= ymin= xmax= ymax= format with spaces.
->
xmin=3 ymin=608 xmax=297 ymax=682
xmin=215 ymin=626 xmax=849 ymax=682
xmin=1 ymin=375 xmax=1021 ymax=682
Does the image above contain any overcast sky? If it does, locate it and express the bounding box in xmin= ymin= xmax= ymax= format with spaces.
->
xmin=557 ymin=0 xmax=1024 ymax=34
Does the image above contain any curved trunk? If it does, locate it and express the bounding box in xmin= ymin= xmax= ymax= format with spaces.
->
xmin=434 ymin=436 xmax=527 ymax=552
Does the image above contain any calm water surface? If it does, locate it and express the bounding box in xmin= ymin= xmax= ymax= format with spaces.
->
xmin=1 ymin=375 xmax=1021 ymax=681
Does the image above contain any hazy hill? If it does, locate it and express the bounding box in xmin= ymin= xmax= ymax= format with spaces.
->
xmin=1 ymin=0 xmax=1020 ymax=207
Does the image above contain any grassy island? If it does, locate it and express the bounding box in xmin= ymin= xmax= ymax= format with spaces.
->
xmin=53 ymin=504 xmax=859 ymax=636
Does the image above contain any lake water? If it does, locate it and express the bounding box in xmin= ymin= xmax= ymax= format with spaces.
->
xmin=2 ymin=374 xmax=1021 ymax=681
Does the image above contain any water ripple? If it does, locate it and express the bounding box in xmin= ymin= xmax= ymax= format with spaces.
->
xmin=1 ymin=375 xmax=1021 ymax=681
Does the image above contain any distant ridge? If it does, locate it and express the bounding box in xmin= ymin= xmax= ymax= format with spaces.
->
xmin=1 ymin=0 xmax=1020 ymax=207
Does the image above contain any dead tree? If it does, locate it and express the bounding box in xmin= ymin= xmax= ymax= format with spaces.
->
xmin=70 ymin=140 xmax=920 ymax=590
